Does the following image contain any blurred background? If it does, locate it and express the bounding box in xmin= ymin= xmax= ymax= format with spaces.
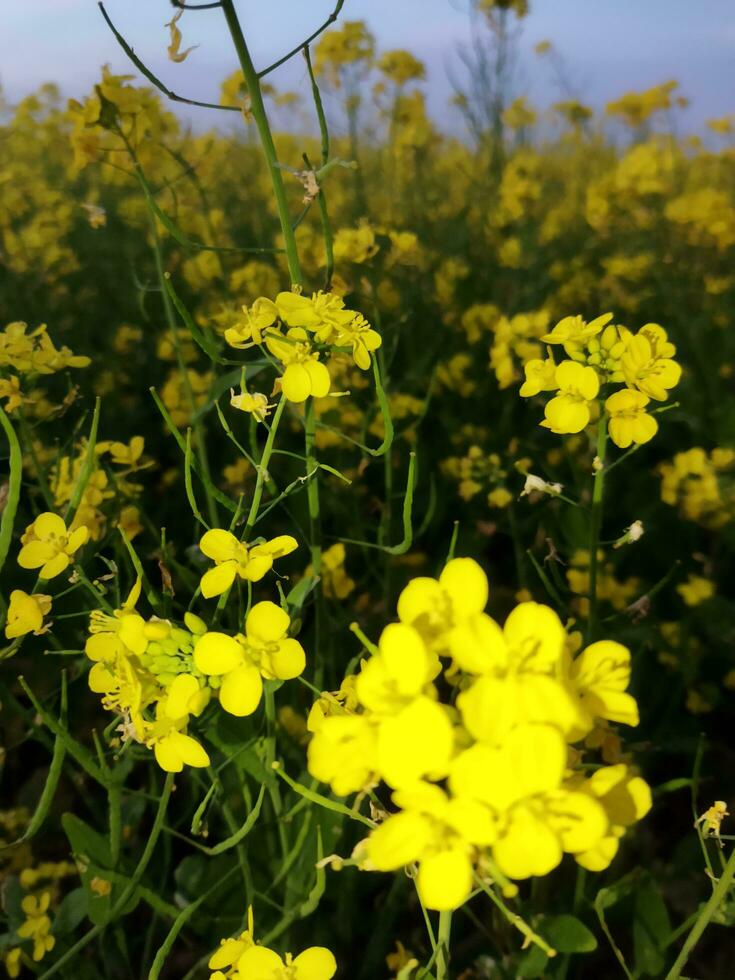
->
xmin=3 ymin=0 xmax=735 ymax=134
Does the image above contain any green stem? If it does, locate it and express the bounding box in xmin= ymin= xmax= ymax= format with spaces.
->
xmin=244 ymin=396 xmax=286 ymax=537
xmin=665 ymin=845 xmax=735 ymax=979
xmin=304 ymin=398 xmax=324 ymax=685
xmin=436 ymin=910 xmax=453 ymax=980
xmin=0 ymin=406 xmax=22 ymax=579
xmin=586 ymin=413 xmax=608 ymax=642
xmin=147 ymin=200 xmax=219 ymax=529
xmin=219 ymin=0 xmax=302 ymax=286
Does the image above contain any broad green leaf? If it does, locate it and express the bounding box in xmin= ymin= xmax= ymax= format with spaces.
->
xmin=542 ymin=914 xmax=598 ymax=953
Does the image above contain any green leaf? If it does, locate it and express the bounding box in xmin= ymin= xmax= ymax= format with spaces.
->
xmin=285 ymin=574 xmax=319 ymax=616
xmin=516 ymin=944 xmax=549 ymax=977
xmin=542 ymin=914 xmax=598 ymax=953
xmin=53 ymin=888 xmax=88 ymax=935
xmin=61 ymin=813 xmax=119 ymax=926
xmin=634 ymin=879 xmax=671 ymax=977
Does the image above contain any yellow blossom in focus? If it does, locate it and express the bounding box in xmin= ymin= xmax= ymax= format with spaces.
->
xmin=540 ymin=361 xmax=599 ymax=434
xmin=5 ymin=590 xmax=52 ymax=639
xmin=198 ymin=529 xmax=298 ymax=598
xmin=605 ymin=389 xmax=658 ymax=448
xmin=18 ymin=512 xmax=88 ymax=579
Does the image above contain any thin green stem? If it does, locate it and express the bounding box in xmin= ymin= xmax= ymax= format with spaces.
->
xmin=244 ymin=396 xmax=286 ymax=537
xmin=436 ymin=910 xmax=453 ymax=980
xmin=586 ymin=413 xmax=608 ymax=642
xmin=665 ymin=845 xmax=735 ymax=979
xmin=219 ymin=0 xmax=302 ymax=286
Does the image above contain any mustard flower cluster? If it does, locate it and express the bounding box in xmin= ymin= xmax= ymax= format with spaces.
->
xmin=441 ymin=444 xmax=531 ymax=508
xmin=0 ymin=320 xmax=89 ymax=413
xmin=224 ymin=290 xmax=381 ymax=403
xmin=208 ymin=907 xmax=336 ymax=980
xmin=83 ymin=581 xmax=306 ymax=773
xmin=307 ymin=558 xmax=650 ymax=910
xmin=659 ymin=447 xmax=735 ymax=528
xmin=520 ymin=313 xmax=681 ymax=447
xmin=0 ymin=810 xmax=77 ymax=975
xmin=48 ymin=437 xmax=149 ymax=542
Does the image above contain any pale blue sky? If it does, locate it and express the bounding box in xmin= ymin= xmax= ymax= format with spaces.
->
xmin=2 ymin=1 xmax=734 ymax=133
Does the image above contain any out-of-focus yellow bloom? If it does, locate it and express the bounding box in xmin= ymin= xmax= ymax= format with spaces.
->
xmin=677 ymin=574 xmax=715 ymax=607
xmin=333 ymin=223 xmax=379 ymax=265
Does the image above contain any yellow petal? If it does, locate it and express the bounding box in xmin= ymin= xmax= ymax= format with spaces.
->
xmin=544 ymin=790 xmax=608 ymax=853
xmin=193 ymin=632 xmax=243 ymax=675
xmin=154 ymin=736 xmax=184 ymax=773
xmin=366 ymin=811 xmax=432 ymax=870
xmin=219 ymin=664 xmax=263 ymax=716
xmin=201 ymin=561 xmax=238 ymax=598
xmin=41 ymin=552 xmax=70 ymax=580
xmin=417 ymin=848 xmax=473 ymax=911
xmin=246 ymin=600 xmax=289 ymax=643
xmin=377 ymin=696 xmax=453 ymax=788
xmin=267 ymin=638 xmax=305 ymax=680
xmin=292 ymin=947 xmax=337 ymax=980
xmin=236 ymin=946 xmax=284 ymax=980
xmin=33 ymin=512 xmax=67 ymax=540
xmin=241 ymin=555 xmax=273 ymax=581
xmin=199 ymin=529 xmax=239 ymax=562
xmin=304 ymin=359 xmax=330 ymax=398
xmin=439 ymin=558 xmax=488 ymax=618
xmin=503 ymin=602 xmax=565 ymax=670
xmin=378 ymin=622 xmax=432 ymax=694
xmin=493 ymin=804 xmax=563 ymax=879
xmin=282 ymin=363 xmax=312 ymax=403
xmin=261 ymin=534 xmax=298 ymax=557
xmin=17 ymin=540 xmax=56 ymax=570
xmin=448 ymin=614 xmax=507 ymax=674
xmin=168 ymin=731 xmax=210 ymax=768
xmin=66 ymin=526 xmax=89 ymax=554
xmin=165 ymin=674 xmax=201 ymax=719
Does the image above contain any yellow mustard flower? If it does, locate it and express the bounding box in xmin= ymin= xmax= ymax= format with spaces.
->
xmin=147 ymin=709 xmax=211 ymax=773
xmin=677 ymin=574 xmax=715 ymax=606
xmin=233 ymin=945 xmax=337 ymax=980
xmin=198 ymin=529 xmax=298 ymax=598
xmin=266 ymin=328 xmax=331 ymax=403
xmin=194 ymin=601 xmax=305 ymax=716
xmin=620 ymin=323 xmax=681 ymax=400
xmin=397 ymin=556 xmax=489 ymax=654
xmin=17 ymin=891 xmax=55 ymax=963
xmin=572 ymin=765 xmax=652 ymax=871
xmin=519 ymin=355 xmax=557 ymax=397
xmin=5 ymin=590 xmax=52 ymax=639
xmin=230 ymin=388 xmax=273 ymax=422
xmin=605 ymin=389 xmax=658 ymax=448
xmin=17 ymin=512 xmax=88 ymax=579
xmin=540 ymin=361 xmax=599 ymax=434
xmin=366 ymin=781 xmax=494 ymax=911
xmin=333 ymin=313 xmax=382 ymax=370
xmin=224 ymin=298 xmax=279 ymax=349
xmin=541 ymin=312 xmax=613 ymax=350
xmin=451 ymin=724 xmax=608 ymax=881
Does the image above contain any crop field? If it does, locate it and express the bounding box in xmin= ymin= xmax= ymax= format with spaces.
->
xmin=1 ymin=1 xmax=734 ymax=977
